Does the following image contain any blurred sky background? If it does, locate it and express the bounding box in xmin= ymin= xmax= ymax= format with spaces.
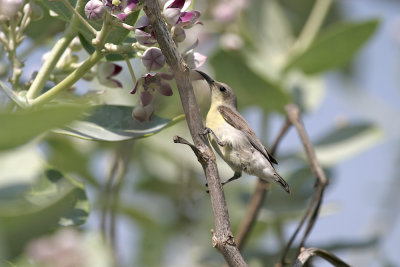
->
xmin=267 ymin=0 xmax=400 ymax=266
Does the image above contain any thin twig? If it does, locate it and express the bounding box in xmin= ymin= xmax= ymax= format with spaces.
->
xmin=101 ymin=151 xmax=120 ymax=242
xmin=123 ymin=55 xmax=137 ymax=84
xmin=279 ymin=104 xmax=329 ymax=265
xmin=101 ymin=141 xmax=134 ymax=267
xmin=235 ymin=119 xmax=292 ymax=251
xmin=279 ymin=188 xmax=319 ymax=265
xmin=60 ymin=0 xmax=98 ymax=35
xmin=142 ymin=2 xmax=247 ymax=265
xmin=112 ymin=20 xmax=135 ymax=31
xmin=110 ymin=141 xmax=134 ymax=265
xmin=293 ymin=247 xmax=351 ymax=267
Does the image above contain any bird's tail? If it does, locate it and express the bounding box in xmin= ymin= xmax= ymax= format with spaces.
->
xmin=273 ymin=173 xmax=291 ymax=194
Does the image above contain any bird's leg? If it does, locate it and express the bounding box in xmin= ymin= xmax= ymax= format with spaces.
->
xmin=200 ymin=127 xmax=225 ymax=146
xmin=205 ymin=172 xmax=242 ymax=193
xmin=222 ymin=172 xmax=242 ymax=186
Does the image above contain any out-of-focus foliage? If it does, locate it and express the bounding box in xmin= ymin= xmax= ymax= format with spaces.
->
xmin=210 ymin=50 xmax=290 ymax=112
xmin=0 ymin=167 xmax=88 ymax=259
xmin=284 ymin=19 xmax=380 ymax=74
xmin=0 ymin=105 xmax=87 ymax=150
xmin=1 ymin=0 xmax=396 ymax=266
xmin=55 ymin=105 xmax=184 ymax=141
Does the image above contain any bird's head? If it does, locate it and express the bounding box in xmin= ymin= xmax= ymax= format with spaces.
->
xmin=196 ymin=70 xmax=237 ymax=108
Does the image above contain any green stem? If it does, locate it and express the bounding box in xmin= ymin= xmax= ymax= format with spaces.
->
xmin=26 ymin=27 xmax=77 ymax=99
xmin=94 ymin=12 xmax=113 ymax=47
xmin=124 ymin=55 xmax=137 ymax=84
xmin=0 ymin=80 xmax=28 ymax=108
xmin=27 ymin=0 xmax=112 ymax=106
xmin=26 ymin=0 xmax=92 ymax=99
xmin=16 ymin=0 xmax=33 ymax=40
xmin=8 ymin=18 xmax=23 ymax=90
xmin=29 ymin=50 xmax=104 ymax=107
xmin=292 ymin=0 xmax=333 ymax=52
xmin=60 ymin=0 xmax=98 ymax=35
xmin=26 ymin=24 xmax=81 ymax=100
xmin=26 ymin=29 xmax=76 ymax=99
xmin=111 ymin=20 xmax=135 ymax=31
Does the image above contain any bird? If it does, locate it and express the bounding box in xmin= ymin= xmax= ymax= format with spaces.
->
xmin=196 ymin=70 xmax=290 ymax=194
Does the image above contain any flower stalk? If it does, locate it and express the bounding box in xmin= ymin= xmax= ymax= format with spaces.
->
xmin=292 ymin=0 xmax=333 ymax=53
xmin=29 ymin=50 xmax=104 ymax=107
xmin=60 ymin=0 xmax=98 ymax=35
xmin=26 ymin=27 xmax=77 ymax=99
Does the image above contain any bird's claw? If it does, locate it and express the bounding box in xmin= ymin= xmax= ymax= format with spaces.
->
xmin=200 ymin=127 xmax=225 ymax=146
xmin=199 ymin=128 xmax=210 ymax=136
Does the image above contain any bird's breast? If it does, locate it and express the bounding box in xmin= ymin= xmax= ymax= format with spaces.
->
xmin=206 ymin=108 xmax=254 ymax=172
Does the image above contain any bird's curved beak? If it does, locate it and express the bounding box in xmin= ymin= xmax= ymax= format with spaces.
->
xmin=195 ymin=70 xmax=214 ymax=85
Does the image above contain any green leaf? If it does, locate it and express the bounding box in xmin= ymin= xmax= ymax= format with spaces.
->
xmin=0 ymin=168 xmax=89 ymax=259
xmin=313 ymin=122 xmax=383 ymax=166
xmin=54 ymin=105 xmax=185 ymax=141
xmin=284 ymin=19 xmax=380 ymax=74
xmin=0 ymin=105 xmax=87 ymax=151
xmin=210 ymin=49 xmax=290 ymax=113
xmin=41 ymin=0 xmax=73 ymax=22
xmin=24 ymin=3 xmax=65 ymax=42
xmin=44 ymin=136 xmax=100 ymax=187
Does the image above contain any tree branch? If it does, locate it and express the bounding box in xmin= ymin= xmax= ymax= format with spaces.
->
xmin=280 ymin=104 xmax=329 ymax=265
xmin=293 ymin=247 xmax=351 ymax=267
xmin=143 ymin=1 xmax=246 ymax=266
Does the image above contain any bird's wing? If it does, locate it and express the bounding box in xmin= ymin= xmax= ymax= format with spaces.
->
xmin=218 ymin=105 xmax=278 ymax=164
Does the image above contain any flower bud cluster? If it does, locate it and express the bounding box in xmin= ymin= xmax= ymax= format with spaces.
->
xmin=83 ymin=0 xmax=207 ymax=122
xmin=129 ymin=0 xmax=207 ymax=122
xmin=0 ymin=0 xmax=24 ymax=20
xmin=85 ymin=0 xmax=105 ymax=21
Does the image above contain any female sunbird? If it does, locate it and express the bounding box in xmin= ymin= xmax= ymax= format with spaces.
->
xmin=197 ymin=71 xmax=290 ymax=194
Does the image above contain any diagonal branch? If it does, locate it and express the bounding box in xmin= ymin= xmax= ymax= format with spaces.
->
xmin=279 ymin=104 xmax=329 ymax=265
xmin=143 ymin=1 xmax=246 ymax=266
xmin=293 ymin=247 xmax=351 ymax=267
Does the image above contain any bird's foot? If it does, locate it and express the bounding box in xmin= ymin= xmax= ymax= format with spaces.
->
xmin=205 ymin=172 xmax=242 ymax=193
xmin=222 ymin=172 xmax=242 ymax=186
xmin=200 ymin=127 xmax=225 ymax=146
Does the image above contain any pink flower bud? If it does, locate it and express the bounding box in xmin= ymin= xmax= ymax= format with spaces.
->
xmin=134 ymin=15 xmax=157 ymax=46
xmin=144 ymin=104 xmax=155 ymax=120
xmin=98 ymin=62 xmax=122 ymax=77
xmin=97 ymin=62 xmax=123 ymax=88
xmin=132 ymin=105 xmax=147 ymax=122
xmin=140 ymin=90 xmax=153 ymax=106
xmin=184 ymin=51 xmax=207 ymax=69
xmin=85 ymin=0 xmax=105 ymax=21
xmin=0 ymin=0 xmax=23 ymax=19
xmin=163 ymin=7 xmax=181 ymax=25
xmin=172 ymin=26 xmax=186 ymax=42
xmin=157 ymin=82 xmax=173 ymax=96
xmin=132 ymin=104 xmax=154 ymax=122
xmin=142 ymin=47 xmax=166 ymax=71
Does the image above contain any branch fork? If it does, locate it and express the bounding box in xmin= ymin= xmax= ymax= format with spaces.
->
xmin=212 ymin=230 xmax=236 ymax=248
xmin=173 ymin=135 xmax=211 ymax=166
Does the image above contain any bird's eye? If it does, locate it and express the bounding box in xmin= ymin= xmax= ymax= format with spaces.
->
xmin=219 ymin=86 xmax=226 ymax=92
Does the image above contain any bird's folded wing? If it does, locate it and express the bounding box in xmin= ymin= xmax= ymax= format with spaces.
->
xmin=218 ymin=105 xmax=278 ymax=164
